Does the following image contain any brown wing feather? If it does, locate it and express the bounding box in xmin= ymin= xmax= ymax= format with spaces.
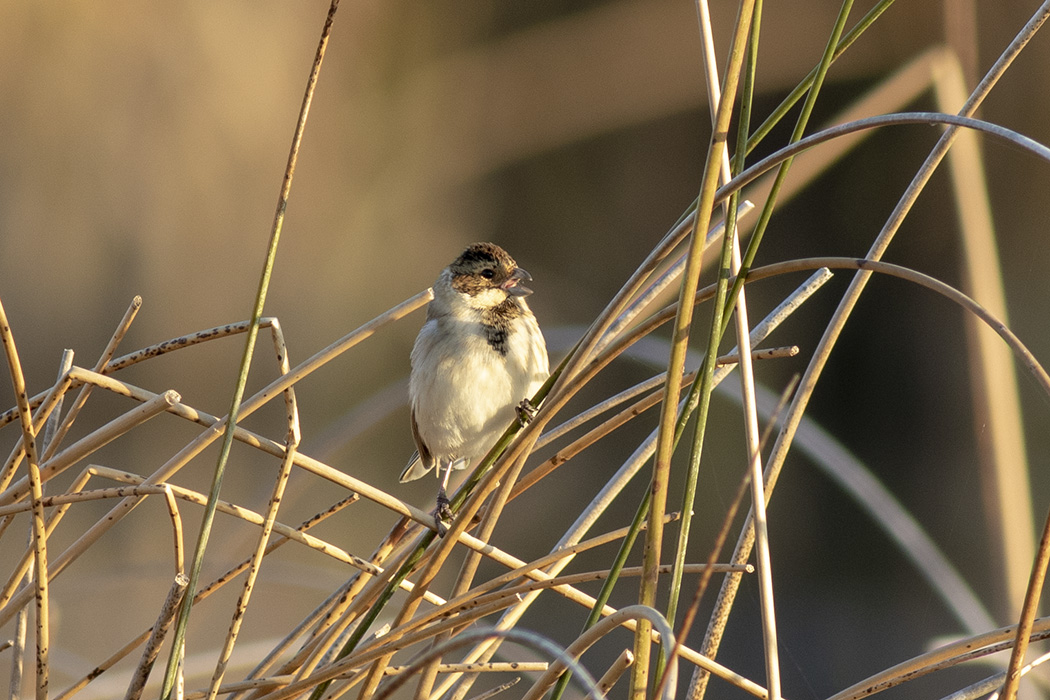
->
xmin=400 ymin=406 xmax=435 ymax=482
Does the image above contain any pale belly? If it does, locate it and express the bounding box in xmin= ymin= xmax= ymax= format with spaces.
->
xmin=410 ymin=320 xmax=544 ymax=465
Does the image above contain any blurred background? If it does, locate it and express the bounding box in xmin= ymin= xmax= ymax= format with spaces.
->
xmin=2 ymin=1 xmax=1050 ymax=698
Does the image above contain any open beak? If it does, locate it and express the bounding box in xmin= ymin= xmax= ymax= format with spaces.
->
xmin=502 ymin=267 xmax=533 ymax=297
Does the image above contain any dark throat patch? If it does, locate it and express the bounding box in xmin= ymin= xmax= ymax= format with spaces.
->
xmin=481 ymin=300 xmax=522 ymax=356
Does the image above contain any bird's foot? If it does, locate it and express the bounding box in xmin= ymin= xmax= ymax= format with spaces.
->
xmin=516 ymin=398 xmax=538 ymax=427
xmin=433 ymin=488 xmax=454 ymax=537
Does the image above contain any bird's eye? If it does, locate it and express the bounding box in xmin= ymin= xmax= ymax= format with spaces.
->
xmin=480 ymin=268 xmax=495 ymax=279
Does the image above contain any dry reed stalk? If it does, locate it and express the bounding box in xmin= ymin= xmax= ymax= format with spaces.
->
xmin=0 ymin=294 xmax=50 ymax=700
xmin=206 ymin=318 xmax=302 ymax=700
xmin=827 ymin=616 xmax=1050 ymax=700
xmin=695 ymin=0 xmax=784 ymax=692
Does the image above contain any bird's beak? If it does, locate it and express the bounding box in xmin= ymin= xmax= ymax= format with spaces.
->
xmin=502 ymin=267 xmax=534 ymax=297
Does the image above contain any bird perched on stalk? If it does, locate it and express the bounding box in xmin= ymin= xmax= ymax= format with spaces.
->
xmin=402 ymin=242 xmax=549 ymax=533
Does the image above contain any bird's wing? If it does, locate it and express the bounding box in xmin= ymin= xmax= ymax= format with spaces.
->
xmin=400 ymin=407 xmax=435 ymax=482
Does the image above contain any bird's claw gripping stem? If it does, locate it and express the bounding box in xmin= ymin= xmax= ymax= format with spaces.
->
xmin=434 ymin=487 xmax=454 ymax=537
xmin=516 ymin=398 xmax=537 ymax=427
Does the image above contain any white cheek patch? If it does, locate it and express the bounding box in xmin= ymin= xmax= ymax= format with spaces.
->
xmin=465 ymin=288 xmax=507 ymax=309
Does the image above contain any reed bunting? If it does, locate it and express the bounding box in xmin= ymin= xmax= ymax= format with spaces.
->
xmin=402 ymin=242 xmax=549 ymax=531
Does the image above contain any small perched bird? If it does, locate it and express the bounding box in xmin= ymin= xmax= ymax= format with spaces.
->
xmin=402 ymin=242 xmax=549 ymax=530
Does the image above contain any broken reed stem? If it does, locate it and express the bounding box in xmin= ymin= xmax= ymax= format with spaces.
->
xmin=160 ymin=485 xmax=186 ymax=576
xmin=597 ymin=649 xmax=635 ymax=696
xmin=125 ymin=573 xmax=190 ymax=700
xmin=716 ymin=346 xmax=798 ymax=365
xmin=105 ymin=317 xmax=278 ymax=374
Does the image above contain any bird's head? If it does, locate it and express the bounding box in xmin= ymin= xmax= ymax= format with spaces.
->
xmin=444 ymin=242 xmax=533 ymax=309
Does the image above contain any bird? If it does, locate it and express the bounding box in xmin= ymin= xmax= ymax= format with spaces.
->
xmin=402 ymin=242 xmax=549 ymax=532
